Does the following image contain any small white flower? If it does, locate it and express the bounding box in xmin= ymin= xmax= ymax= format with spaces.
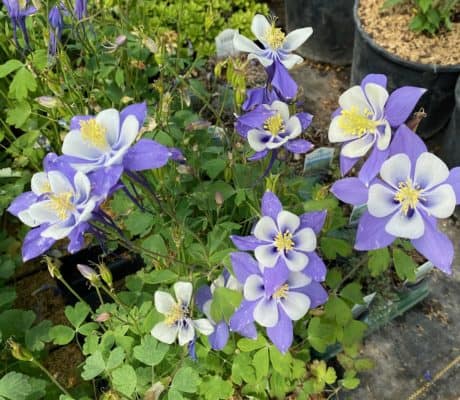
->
xmin=151 ymin=282 xmax=214 ymax=345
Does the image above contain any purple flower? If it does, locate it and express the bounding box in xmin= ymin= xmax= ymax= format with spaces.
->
xmin=328 ymin=74 xmax=426 ymax=180
xmin=229 ymin=253 xmax=327 ymax=353
xmin=331 ymin=126 xmax=460 ymax=273
xmin=48 ymin=5 xmax=64 ymax=56
xmin=74 ymin=0 xmax=87 ymax=20
xmin=195 ymin=270 xmax=245 ymax=350
xmin=242 ymin=87 xmax=282 ymax=112
xmin=231 ymin=191 xmax=327 ymax=279
xmin=60 ymin=103 xmax=174 ymax=175
xmin=236 ymin=101 xmax=313 ymax=160
xmin=2 ymin=0 xmax=36 ymax=49
xmin=7 ymin=156 xmax=106 ymax=261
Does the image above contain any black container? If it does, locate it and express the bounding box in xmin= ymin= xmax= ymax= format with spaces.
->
xmin=58 ymin=246 xmax=143 ymax=307
xmin=351 ymin=0 xmax=460 ymax=139
xmin=284 ymin=0 xmax=355 ymax=65
xmin=441 ymin=77 xmax=460 ymax=167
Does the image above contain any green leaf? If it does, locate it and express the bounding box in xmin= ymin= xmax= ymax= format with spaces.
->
xmin=6 ymin=102 xmax=31 ymax=129
xmin=253 ymin=347 xmax=269 ymax=380
xmin=307 ymin=317 xmax=336 ymax=353
xmin=354 ymin=358 xmax=375 ymax=372
xmin=78 ymin=322 xmax=99 ymax=336
xmin=106 ymin=347 xmax=125 ymax=370
xmin=342 ymin=320 xmax=367 ymax=347
xmin=368 ymin=248 xmax=391 ymax=277
xmin=9 ymin=68 xmax=37 ymax=100
xmin=0 ymin=372 xmax=33 ymax=400
xmin=0 ymin=287 xmax=16 ymax=310
xmin=25 ymin=320 xmax=52 ymax=351
xmin=81 ymin=351 xmax=105 ymax=380
xmin=232 ymin=353 xmax=256 ymax=384
xmin=419 ymin=0 xmax=431 ymax=13
xmin=269 ymin=345 xmax=292 ymax=377
xmin=140 ymin=270 xmax=178 ymax=285
xmin=324 ymin=296 xmax=352 ymax=326
xmin=125 ymin=209 xmax=154 ymax=236
xmin=112 ymin=365 xmax=137 ymax=397
xmin=393 ymin=248 xmax=417 ymax=281
xmin=341 ymin=370 xmax=360 ymax=389
xmin=0 ymin=59 xmax=23 ymax=78
xmin=210 ymin=287 xmax=242 ymax=322
xmin=320 ymin=237 xmax=352 ymax=260
xmin=65 ymin=302 xmax=90 ymax=328
xmin=171 ymin=367 xmax=201 ymax=393
xmin=340 ymin=283 xmax=364 ymax=305
xmin=141 ymin=234 xmax=168 ymax=260
xmin=49 ymin=325 xmax=75 ymax=345
xmin=202 ymin=159 xmax=226 ymax=179
xmin=325 ymin=268 xmax=342 ymax=290
xmin=133 ymin=335 xmax=169 ymax=366
xmin=237 ymin=334 xmax=267 ymax=352
xmin=198 ymin=376 xmax=234 ymax=400
xmin=0 ymin=309 xmax=35 ymax=339
xmin=168 ymin=389 xmax=184 ymax=400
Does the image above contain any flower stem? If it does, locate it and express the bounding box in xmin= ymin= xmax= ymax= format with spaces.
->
xmin=31 ymin=359 xmax=73 ymax=398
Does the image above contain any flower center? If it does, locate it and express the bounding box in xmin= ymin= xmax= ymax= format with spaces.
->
xmin=264 ymin=114 xmax=284 ymax=136
xmin=48 ymin=192 xmax=75 ymax=220
xmin=165 ymin=303 xmax=188 ymax=326
xmin=394 ymin=179 xmax=422 ymax=216
xmin=337 ymin=106 xmax=379 ymax=137
xmin=273 ymin=284 xmax=289 ymax=300
xmin=274 ymin=231 xmax=294 ymax=252
xmin=18 ymin=0 xmax=27 ymax=10
xmin=80 ymin=119 xmax=108 ymax=149
xmin=41 ymin=181 xmax=52 ymax=193
xmin=264 ymin=24 xmax=285 ymax=50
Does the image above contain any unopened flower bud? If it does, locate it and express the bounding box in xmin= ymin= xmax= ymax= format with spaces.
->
xmin=95 ymin=312 xmax=111 ymax=322
xmin=98 ymin=262 xmax=113 ymax=287
xmin=100 ymin=390 xmax=121 ymax=400
xmin=43 ymin=256 xmax=62 ymax=279
xmin=35 ymin=96 xmax=59 ymax=108
xmin=77 ymin=264 xmax=100 ymax=286
xmin=115 ymin=35 xmax=127 ymax=46
xmin=144 ymin=382 xmax=165 ymax=400
xmin=8 ymin=339 xmax=34 ymax=362
xmin=215 ymin=192 xmax=224 ymax=206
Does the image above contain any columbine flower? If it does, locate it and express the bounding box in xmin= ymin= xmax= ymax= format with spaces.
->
xmin=196 ymin=270 xmax=248 ymax=350
xmin=74 ymin=0 xmax=86 ymax=20
xmin=2 ymin=0 xmax=37 ymax=49
xmin=48 ymin=5 xmax=64 ymax=56
xmin=331 ymin=126 xmax=460 ymax=273
xmin=60 ymin=103 xmax=173 ymax=175
xmin=231 ymin=191 xmax=327 ymax=278
xmin=151 ymin=282 xmax=214 ymax=345
xmin=328 ymin=74 xmax=426 ymax=180
xmin=7 ymin=157 xmax=103 ymax=261
xmin=236 ymin=101 xmax=313 ymax=160
xmin=229 ymin=253 xmax=327 ymax=353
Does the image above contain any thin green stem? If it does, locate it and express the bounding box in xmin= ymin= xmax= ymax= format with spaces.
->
xmin=32 ymin=360 xmax=73 ymax=398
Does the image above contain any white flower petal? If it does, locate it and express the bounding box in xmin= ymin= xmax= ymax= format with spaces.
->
xmin=253 ymin=298 xmax=278 ymax=327
xmin=285 ymin=116 xmax=302 ymax=139
xmin=17 ymin=209 xmax=40 ymax=227
xmin=28 ymin=200 xmax=61 ymax=224
xmin=96 ymin=109 xmax=120 ymax=146
xmin=193 ymin=318 xmax=214 ymax=336
xmin=48 ymin=171 xmax=73 ymax=194
xmin=248 ymin=129 xmax=270 ymax=152
xmin=293 ymin=227 xmax=316 ymax=252
xmin=280 ymin=291 xmax=310 ymax=320
xmin=281 ymin=53 xmax=304 ymax=69
xmin=368 ymin=183 xmax=399 ymax=217
xmin=254 ymin=216 xmax=278 ymax=241
xmin=277 ymin=210 xmax=300 ymax=233
xmin=328 ymin=116 xmax=350 ymax=143
xmin=254 ymin=244 xmax=279 ymax=268
xmin=154 ymin=291 xmax=175 ymax=314
xmin=364 ymin=83 xmax=389 ymax=116
xmin=226 ymin=275 xmax=242 ymax=291
xmin=77 ymin=199 xmax=96 ymax=223
xmin=117 ymin=114 xmax=139 ymax=148
xmin=244 ymin=274 xmax=265 ymax=301
xmin=266 ymin=137 xmax=287 ymax=149
xmin=380 ymin=153 xmax=411 ymax=189
xmin=251 ymin=14 xmax=270 ymax=44
xmin=341 ymin=134 xmax=375 ymax=158
xmin=287 ymin=271 xmax=311 ymax=289
xmin=385 ymin=209 xmax=425 ymax=239
xmin=178 ymin=321 xmax=195 ymax=345
xmin=202 ymin=300 xmax=213 ymax=322
xmin=233 ymin=32 xmax=264 ymax=55
xmin=247 ymin=52 xmax=274 ymax=67
xmin=414 ymin=152 xmax=450 ymax=191
xmin=31 ymin=172 xmax=50 ymax=195
xmin=41 ymin=221 xmax=75 ymax=240
xmin=73 ymin=171 xmax=91 ymax=203
xmin=376 ymin=121 xmax=391 ymax=150
xmin=270 ymin=101 xmax=290 ymax=122
xmin=284 ymin=250 xmax=309 ymax=272
xmin=423 ymin=184 xmax=456 ymax=218
xmin=338 ymin=86 xmax=370 ymax=113
xmin=173 ymin=282 xmax=193 ymax=306
xmin=151 ymin=321 xmax=178 ymax=344
xmin=283 ymin=27 xmax=313 ymax=52
xmin=211 ymin=274 xmax=225 ymax=292
xmin=62 ymin=130 xmax=103 ymax=160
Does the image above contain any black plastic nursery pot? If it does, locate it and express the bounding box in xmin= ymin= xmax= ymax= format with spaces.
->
xmin=351 ymin=0 xmax=460 ymax=139
xmin=58 ymin=246 xmax=143 ymax=307
xmin=284 ymin=0 xmax=355 ymax=65
xmin=441 ymin=76 xmax=460 ymax=167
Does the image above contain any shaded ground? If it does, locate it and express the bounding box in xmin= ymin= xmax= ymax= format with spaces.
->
xmin=293 ymin=59 xmax=460 ymax=400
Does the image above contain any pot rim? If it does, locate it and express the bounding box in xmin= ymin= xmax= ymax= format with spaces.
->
xmin=353 ymin=0 xmax=460 ymax=73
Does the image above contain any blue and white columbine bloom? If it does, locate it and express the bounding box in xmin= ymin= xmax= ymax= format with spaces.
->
xmin=151 ymin=282 xmax=214 ymax=346
xmin=233 ymin=14 xmax=312 ymax=69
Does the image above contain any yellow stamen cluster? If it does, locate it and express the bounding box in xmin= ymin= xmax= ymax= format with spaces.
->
xmin=264 ymin=114 xmax=284 ymax=136
xmin=48 ymin=192 xmax=74 ymax=220
xmin=18 ymin=0 xmax=27 ymax=10
xmin=80 ymin=119 xmax=108 ymax=149
xmin=274 ymin=231 xmax=294 ymax=252
xmin=265 ymin=24 xmax=285 ymax=50
xmin=394 ymin=179 xmax=422 ymax=216
xmin=273 ymin=283 xmax=289 ymax=300
xmin=165 ymin=303 xmax=187 ymax=326
xmin=337 ymin=106 xmax=379 ymax=137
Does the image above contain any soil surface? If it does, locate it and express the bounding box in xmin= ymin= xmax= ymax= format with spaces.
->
xmin=358 ymin=0 xmax=460 ymax=66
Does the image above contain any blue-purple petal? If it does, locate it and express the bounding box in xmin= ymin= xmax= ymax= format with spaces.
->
xmin=229 ymin=300 xmax=257 ymax=332
xmin=355 ymin=211 xmax=396 ymax=251
xmin=123 ymin=139 xmax=171 ymax=171
xmin=8 ymin=192 xmax=37 ymax=216
xmin=389 ymin=124 xmax=427 ymax=167
xmin=248 ymin=150 xmax=269 ymax=161
xmin=263 ymin=260 xmax=289 ymax=297
xmin=293 ymin=281 xmax=328 ymax=308
xmin=385 ymin=87 xmax=427 ymax=128
xmin=169 ymin=147 xmax=186 ymax=162
xmin=89 ymin=166 xmax=123 ymax=199
xmin=236 ymin=105 xmax=273 ymax=138
xmin=266 ymin=307 xmax=293 ymax=353
xmin=22 ymin=226 xmax=55 ymax=262
xmin=361 ymin=74 xmax=387 ymax=90
xmin=195 ymin=285 xmax=212 ymax=311
xmin=297 ymin=112 xmax=313 ymax=130
xmin=68 ymin=222 xmax=88 ymax=253
xmin=230 ymin=252 xmax=261 ymax=283
xmin=446 ymin=167 xmax=460 ymax=204
xmin=267 ymin=60 xmax=298 ymax=100
xmin=299 ymin=211 xmax=327 ymax=234
xmin=284 ymin=139 xmax=313 ymax=154
xmin=261 ymin=191 xmax=283 ymax=220
xmin=331 ymin=177 xmax=368 ymax=205
xmin=340 ymin=154 xmax=360 ymax=176
xmin=358 ymin=146 xmax=390 ymax=186
xmin=209 ymin=322 xmax=230 ymax=350
xmin=302 ymin=251 xmax=327 ymax=282
xmin=230 ymin=235 xmax=265 ymax=251
xmin=120 ymin=102 xmax=147 ymax=128
xmin=238 ymin=322 xmax=258 ymax=339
